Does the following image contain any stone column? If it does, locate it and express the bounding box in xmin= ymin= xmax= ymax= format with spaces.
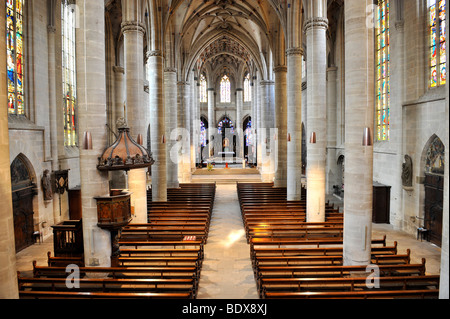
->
xmin=250 ymin=79 xmax=257 ymax=165
xmin=305 ymin=13 xmax=328 ymax=222
xmin=122 ymin=17 xmax=147 ymax=223
xmin=260 ymin=80 xmax=275 ymax=182
xmin=343 ymin=0 xmax=375 ymax=266
xmin=286 ymin=48 xmax=303 ymax=200
xmin=207 ymin=88 xmax=215 ymax=158
xmin=256 ymin=79 xmax=263 ymax=168
xmin=274 ymin=67 xmax=288 ymax=187
xmin=109 ymin=66 xmax=127 ymax=190
xmin=236 ymin=88 xmax=244 ymax=159
xmin=0 ymin=2 xmax=18 ymax=298
xmin=326 ymin=66 xmax=338 ymax=194
xmin=47 ymin=23 xmax=62 ymax=223
xmin=190 ymin=75 xmax=198 ymax=170
xmin=165 ymin=68 xmax=179 ymax=188
xmin=148 ymin=50 xmax=167 ymax=201
xmin=440 ymin=0 xmax=449 ymax=299
xmin=182 ymin=81 xmax=192 ymax=183
xmin=112 ymin=66 xmax=125 ymax=129
xmin=76 ymin=0 xmax=112 ymax=267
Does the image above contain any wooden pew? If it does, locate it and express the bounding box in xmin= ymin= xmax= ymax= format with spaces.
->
xmin=263 ymin=289 xmax=439 ymax=299
xmin=260 ymin=275 xmax=440 ymax=297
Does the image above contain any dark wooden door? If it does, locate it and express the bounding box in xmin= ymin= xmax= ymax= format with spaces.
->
xmin=10 ymin=155 xmax=37 ymax=253
xmin=12 ymin=186 xmax=35 ymax=252
xmin=424 ymin=174 xmax=444 ymax=247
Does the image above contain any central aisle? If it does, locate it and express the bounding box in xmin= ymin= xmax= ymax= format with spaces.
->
xmin=197 ymin=184 xmax=259 ymax=299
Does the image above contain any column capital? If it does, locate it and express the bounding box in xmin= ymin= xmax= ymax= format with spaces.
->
xmin=273 ymin=66 xmax=288 ymax=73
xmin=113 ymin=65 xmax=124 ymax=74
xmin=146 ymin=50 xmax=164 ymax=58
xmin=235 ymin=88 xmax=243 ymax=92
xmin=304 ymin=17 xmax=329 ymax=33
xmin=121 ymin=21 xmax=146 ymax=34
xmin=286 ymin=47 xmax=304 ymax=56
xmin=47 ymin=25 xmax=56 ymax=33
xmin=164 ymin=67 xmax=177 ymax=73
xmin=207 ymin=88 xmax=215 ymax=91
xmin=260 ymin=80 xmax=275 ymax=86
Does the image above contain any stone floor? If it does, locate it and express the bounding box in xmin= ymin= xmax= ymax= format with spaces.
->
xmin=15 ymin=183 xmax=443 ymax=299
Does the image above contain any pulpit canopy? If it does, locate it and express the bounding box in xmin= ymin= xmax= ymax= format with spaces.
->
xmin=97 ymin=118 xmax=154 ymax=171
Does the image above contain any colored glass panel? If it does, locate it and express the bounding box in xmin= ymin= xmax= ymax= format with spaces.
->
xmin=199 ymin=74 xmax=207 ymax=103
xmin=6 ymin=0 xmax=25 ymax=115
xmin=244 ymin=73 xmax=251 ymax=102
xmin=200 ymin=120 xmax=207 ymax=147
xmin=62 ymin=0 xmax=77 ymax=146
xmin=429 ymin=0 xmax=446 ymax=87
xmin=245 ymin=120 xmax=252 ymax=147
xmin=220 ymin=75 xmax=231 ymax=103
xmin=376 ymin=0 xmax=390 ymax=141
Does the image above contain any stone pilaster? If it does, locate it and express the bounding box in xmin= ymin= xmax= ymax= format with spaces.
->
xmin=343 ymin=0 xmax=375 ymax=266
xmin=0 ymin=2 xmax=18 ymax=298
xmin=286 ymin=48 xmax=303 ymax=200
xmin=76 ymin=0 xmax=111 ymax=267
xmin=274 ymin=66 xmax=288 ymax=188
xmin=148 ymin=50 xmax=167 ymax=201
xmin=305 ymin=16 xmax=328 ymax=222
xmin=165 ymin=68 xmax=179 ymax=188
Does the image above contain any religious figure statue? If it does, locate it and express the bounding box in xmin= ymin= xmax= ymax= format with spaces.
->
xmin=42 ymin=169 xmax=53 ymax=201
xmin=402 ymin=155 xmax=413 ymax=187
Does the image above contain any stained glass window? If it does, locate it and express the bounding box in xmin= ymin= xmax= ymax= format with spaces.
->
xmin=245 ymin=119 xmax=252 ymax=147
xmin=200 ymin=120 xmax=207 ymax=147
xmin=375 ymin=0 xmax=390 ymax=141
xmin=199 ymin=74 xmax=207 ymax=103
xmin=429 ymin=0 xmax=447 ymax=87
xmin=6 ymin=0 xmax=25 ymax=115
xmin=218 ymin=117 xmax=234 ymax=134
xmin=244 ymin=73 xmax=251 ymax=102
xmin=62 ymin=0 xmax=77 ymax=146
xmin=220 ymin=75 xmax=231 ymax=103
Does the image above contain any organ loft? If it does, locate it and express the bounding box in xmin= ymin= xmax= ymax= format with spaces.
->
xmin=0 ymin=0 xmax=448 ymax=301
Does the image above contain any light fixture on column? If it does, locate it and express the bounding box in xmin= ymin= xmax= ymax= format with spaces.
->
xmin=310 ymin=132 xmax=317 ymax=144
xmin=136 ymin=134 xmax=143 ymax=146
xmin=362 ymin=127 xmax=372 ymax=146
xmin=83 ymin=131 xmax=93 ymax=150
xmin=161 ymin=135 xmax=166 ymax=144
xmin=287 ymin=133 xmax=291 ymax=142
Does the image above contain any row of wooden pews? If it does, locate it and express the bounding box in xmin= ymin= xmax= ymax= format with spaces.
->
xmin=237 ymin=182 xmax=440 ymax=299
xmin=17 ymin=183 xmax=216 ymax=299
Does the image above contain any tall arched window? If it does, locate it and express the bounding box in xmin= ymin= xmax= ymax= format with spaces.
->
xmin=62 ymin=0 xmax=78 ymax=146
xmin=429 ymin=0 xmax=446 ymax=87
xmin=200 ymin=120 xmax=207 ymax=147
xmin=245 ymin=119 xmax=252 ymax=146
xmin=199 ymin=74 xmax=207 ymax=103
xmin=243 ymin=73 xmax=251 ymax=102
xmin=6 ymin=0 xmax=25 ymax=115
xmin=375 ymin=0 xmax=390 ymax=141
xmin=220 ymin=75 xmax=231 ymax=103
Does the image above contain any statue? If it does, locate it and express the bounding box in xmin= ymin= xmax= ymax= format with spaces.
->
xmin=42 ymin=169 xmax=53 ymax=201
xmin=402 ymin=155 xmax=413 ymax=187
